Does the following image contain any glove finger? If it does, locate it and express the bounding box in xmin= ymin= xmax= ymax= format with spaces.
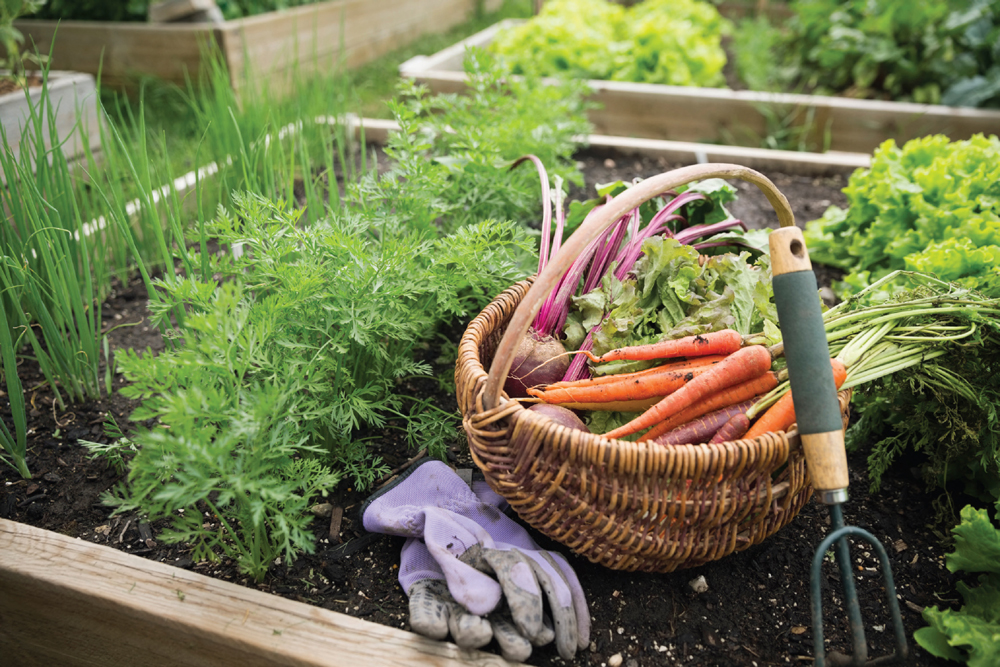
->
xmin=544 ymin=550 xmax=591 ymax=649
xmin=480 ymin=548 xmax=544 ymax=640
xmin=424 ymin=524 xmax=502 ymax=616
xmin=521 ymin=551 xmax=579 ymax=660
xmin=407 ymin=579 xmax=451 ymax=641
xmin=530 ymin=613 xmax=555 ymax=647
xmin=445 ymin=601 xmax=493 ymax=649
xmin=488 ymin=612 xmax=533 ymax=662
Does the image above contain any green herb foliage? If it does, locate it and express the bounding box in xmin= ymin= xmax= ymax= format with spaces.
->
xmin=0 ymin=0 xmax=43 ymax=80
xmin=108 ymin=383 xmax=342 ymax=581
xmin=735 ymin=0 xmax=1000 ymax=108
xmin=804 ymin=134 xmax=1000 ymax=299
xmin=491 ymin=0 xmax=730 ymax=87
xmin=114 ymin=192 xmax=532 ymax=578
xmin=377 ymin=48 xmax=590 ymax=234
xmin=110 ymin=51 xmax=583 ymax=578
xmin=839 ymin=276 xmax=1000 ymax=506
xmin=915 ymin=499 xmax=1000 ymax=667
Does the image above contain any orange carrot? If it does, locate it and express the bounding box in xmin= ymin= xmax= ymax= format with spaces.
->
xmin=540 ymin=355 xmax=727 ymax=391
xmin=639 ymin=370 xmax=779 ymax=442
xmin=527 ymin=363 xmax=717 ymax=405
xmin=560 ymin=396 xmax=664 ymax=412
xmin=585 ymin=329 xmax=743 ymax=364
xmin=743 ymin=359 xmax=848 ymax=440
xmin=708 ymin=413 xmax=751 ymax=444
xmin=603 ymin=345 xmax=774 ymax=440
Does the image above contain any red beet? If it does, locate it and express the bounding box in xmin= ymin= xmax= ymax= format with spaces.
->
xmin=503 ymin=330 xmax=570 ymax=398
xmin=527 ymin=403 xmax=590 ymax=433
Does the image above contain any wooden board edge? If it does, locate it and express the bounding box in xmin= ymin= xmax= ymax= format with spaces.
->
xmin=346 ymin=115 xmax=870 ymax=176
xmin=409 ymin=22 xmax=1000 ymax=121
xmin=0 ymin=518 xmax=519 ymax=667
xmin=585 ymin=134 xmax=871 ymax=177
xmin=400 ymin=19 xmax=517 ymax=74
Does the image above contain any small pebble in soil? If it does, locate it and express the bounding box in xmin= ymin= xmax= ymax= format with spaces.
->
xmin=311 ymin=503 xmax=333 ymax=518
xmin=608 ymin=653 xmax=623 ymax=667
xmin=688 ymin=575 xmax=708 ymax=594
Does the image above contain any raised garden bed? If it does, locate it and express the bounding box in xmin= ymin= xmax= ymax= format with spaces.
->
xmin=0 ymin=71 xmax=101 ymax=181
xmin=14 ymin=0 xmax=503 ymax=92
xmin=0 ymin=142 xmax=958 ymax=666
xmin=401 ymin=19 xmax=1000 ymax=155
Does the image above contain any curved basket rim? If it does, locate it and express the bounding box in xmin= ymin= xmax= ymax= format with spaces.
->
xmin=460 ymin=276 xmax=850 ymax=458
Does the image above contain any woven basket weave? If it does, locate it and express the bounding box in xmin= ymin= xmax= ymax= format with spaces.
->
xmin=455 ymin=164 xmax=851 ymax=573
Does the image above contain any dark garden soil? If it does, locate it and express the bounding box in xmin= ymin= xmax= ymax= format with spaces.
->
xmin=1 ymin=150 xmax=956 ymax=666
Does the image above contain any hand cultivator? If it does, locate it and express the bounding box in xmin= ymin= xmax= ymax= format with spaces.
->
xmin=769 ymin=227 xmax=908 ymax=667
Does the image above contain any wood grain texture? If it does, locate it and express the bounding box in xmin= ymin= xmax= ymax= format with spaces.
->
xmin=346 ymin=115 xmax=871 ymax=177
xmin=0 ymin=518 xmax=518 ymax=667
xmin=221 ymin=0 xmax=485 ymax=97
xmin=406 ymin=19 xmax=1000 ymax=154
xmin=769 ymin=227 xmax=813 ymax=275
xmin=0 ymin=71 xmax=103 ymax=184
xmin=14 ymin=19 xmax=215 ymax=88
xmin=801 ymin=431 xmax=850 ymax=492
xmin=16 ymin=0 xmax=488 ymax=92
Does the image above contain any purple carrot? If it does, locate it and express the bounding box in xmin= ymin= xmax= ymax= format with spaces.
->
xmin=652 ymin=400 xmax=755 ymax=446
xmin=709 ymin=412 xmax=751 ymax=443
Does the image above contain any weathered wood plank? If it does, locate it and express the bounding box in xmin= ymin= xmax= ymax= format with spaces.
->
xmin=403 ymin=19 xmax=1000 ymax=155
xmin=220 ymin=0 xmax=489 ymax=96
xmin=15 ymin=0 xmax=493 ymax=93
xmin=0 ymin=518 xmax=518 ymax=667
xmin=13 ymin=19 xmax=216 ymax=88
xmin=346 ymin=115 xmax=870 ymax=177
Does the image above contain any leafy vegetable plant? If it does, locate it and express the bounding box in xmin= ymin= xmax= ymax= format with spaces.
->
xmin=377 ymin=48 xmax=590 ymax=234
xmin=734 ymin=0 xmax=1000 ymax=108
xmin=915 ymin=499 xmax=1000 ymax=667
xmin=491 ymin=0 xmax=730 ymax=87
xmin=804 ymin=134 xmax=1000 ymax=299
xmin=108 ymin=50 xmax=584 ymax=578
xmin=0 ymin=0 xmax=43 ymax=82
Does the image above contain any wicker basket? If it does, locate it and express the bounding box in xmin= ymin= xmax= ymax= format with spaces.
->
xmin=455 ymin=164 xmax=852 ymax=573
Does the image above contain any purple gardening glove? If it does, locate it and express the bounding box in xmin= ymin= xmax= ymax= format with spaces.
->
xmin=400 ymin=538 xmax=544 ymax=661
xmin=361 ymin=460 xmax=590 ymax=660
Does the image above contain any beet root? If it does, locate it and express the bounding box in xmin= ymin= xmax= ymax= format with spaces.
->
xmin=527 ymin=403 xmax=590 ymax=433
xmin=503 ymin=330 xmax=570 ymax=398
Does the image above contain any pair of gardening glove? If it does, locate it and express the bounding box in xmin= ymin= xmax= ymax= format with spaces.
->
xmin=361 ymin=459 xmax=590 ymax=662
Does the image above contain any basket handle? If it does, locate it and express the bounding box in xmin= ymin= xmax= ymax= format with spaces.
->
xmin=483 ymin=163 xmax=796 ymax=411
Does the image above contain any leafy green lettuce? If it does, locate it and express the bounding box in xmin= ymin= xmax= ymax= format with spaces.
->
xmin=491 ymin=0 xmax=730 ymax=87
xmin=563 ymin=237 xmax=776 ymax=376
xmin=804 ymin=134 xmax=1000 ymax=297
xmin=915 ymin=500 xmax=1000 ymax=667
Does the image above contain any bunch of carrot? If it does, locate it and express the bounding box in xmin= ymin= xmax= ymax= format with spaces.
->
xmin=526 ymin=328 xmax=847 ymax=444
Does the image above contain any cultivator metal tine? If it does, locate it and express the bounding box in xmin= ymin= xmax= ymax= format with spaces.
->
xmin=767 ymin=228 xmax=908 ymax=667
xmin=809 ymin=504 xmax=908 ymax=667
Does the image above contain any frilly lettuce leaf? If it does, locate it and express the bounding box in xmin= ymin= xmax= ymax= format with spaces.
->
xmin=568 ymin=237 xmax=777 ymax=375
xmin=916 ymin=501 xmax=1000 ymax=667
xmin=804 ymin=133 xmax=1000 ymax=297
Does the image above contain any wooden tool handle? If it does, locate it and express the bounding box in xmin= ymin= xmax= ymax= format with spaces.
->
xmin=769 ymin=227 xmax=849 ymax=503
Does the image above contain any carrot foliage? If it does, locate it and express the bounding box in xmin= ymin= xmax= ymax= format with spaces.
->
xmin=96 ymin=52 xmax=588 ymax=580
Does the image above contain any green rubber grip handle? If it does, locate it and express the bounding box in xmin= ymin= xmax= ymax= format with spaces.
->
xmin=772 ymin=271 xmax=842 ymax=435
